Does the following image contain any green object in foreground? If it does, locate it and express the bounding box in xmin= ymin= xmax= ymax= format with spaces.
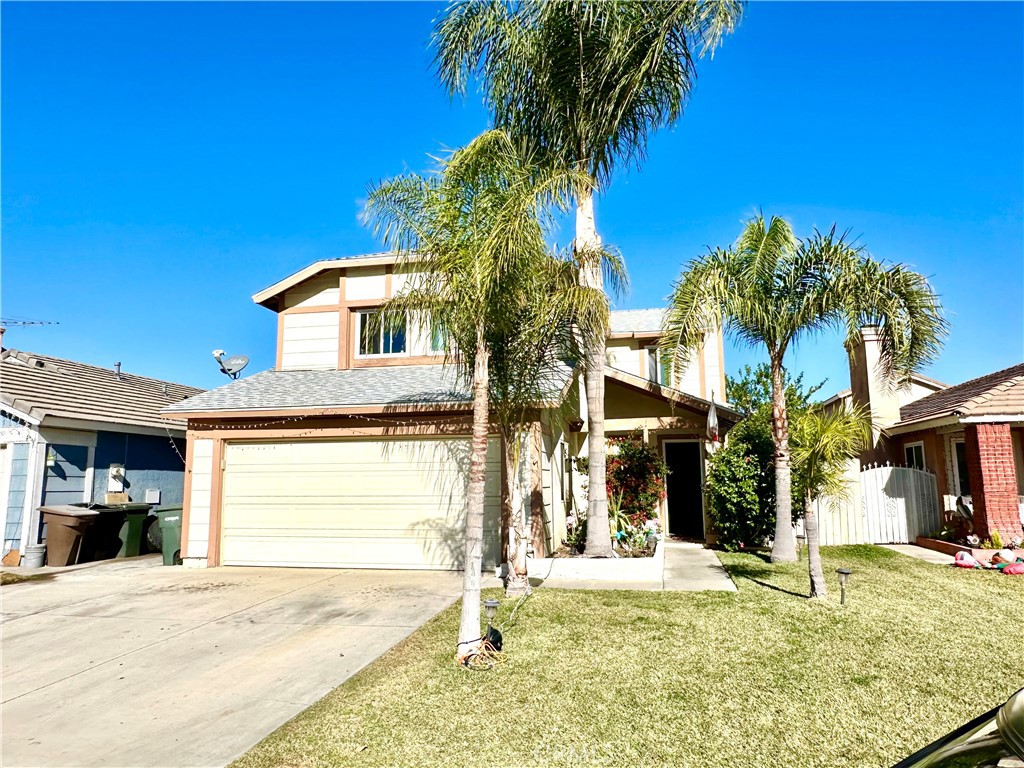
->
xmin=231 ymin=545 xmax=1023 ymax=768
xmin=153 ymin=507 xmax=183 ymax=566
xmin=116 ymin=509 xmax=151 ymax=558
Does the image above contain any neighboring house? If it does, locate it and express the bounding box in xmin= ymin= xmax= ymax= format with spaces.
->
xmin=826 ymin=326 xmax=1024 ymax=542
xmin=0 ymin=342 xmax=203 ymax=564
xmin=164 ymin=252 xmax=738 ymax=570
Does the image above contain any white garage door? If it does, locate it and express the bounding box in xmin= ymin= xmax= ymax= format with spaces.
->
xmin=220 ymin=437 xmax=501 ymax=569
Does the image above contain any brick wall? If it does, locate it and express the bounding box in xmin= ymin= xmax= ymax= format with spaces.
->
xmin=965 ymin=423 xmax=1023 ymax=542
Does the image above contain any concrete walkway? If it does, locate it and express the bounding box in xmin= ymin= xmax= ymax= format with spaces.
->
xmin=499 ymin=541 xmax=737 ymax=592
xmin=1 ymin=557 xmax=461 ymax=768
xmin=881 ymin=543 xmax=955 ymax=565
xmin=662 ymin=541 xmax=737 ymax=591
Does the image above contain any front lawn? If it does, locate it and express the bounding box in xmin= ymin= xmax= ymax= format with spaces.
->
xmin=233 ymin=546 xmax=1022 ymax=768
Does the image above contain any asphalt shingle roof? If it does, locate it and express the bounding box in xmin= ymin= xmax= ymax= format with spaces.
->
xmin=898 ymin=363 xmax=1024 ymax=424
xmin=1 ymin=349 xmax=203 ymax=429
xmin=608 ymin=309 xmax=665 ymax=335
xmin=163 ymin=362 xmax=575 ymax=414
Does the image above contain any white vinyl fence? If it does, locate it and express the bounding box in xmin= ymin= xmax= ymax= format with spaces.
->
xmin=814 ymin=463 xmax=941 ymax=546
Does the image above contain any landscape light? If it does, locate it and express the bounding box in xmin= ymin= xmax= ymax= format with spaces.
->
xmin=836 ymin=568 xmax=852 ymax=606
xmin=483 ymin=599 xmax=500 ymax=625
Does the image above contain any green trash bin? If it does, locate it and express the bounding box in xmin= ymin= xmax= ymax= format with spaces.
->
xmin=153 ymin=507 xmax=183 ymax=566
xmin=112 ymin=503 xmax=153 ymax=558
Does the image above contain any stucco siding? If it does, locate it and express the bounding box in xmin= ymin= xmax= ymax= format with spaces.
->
xmin=345 ymin=266 xmax=387 ymax=301
xmin=281 ymin=311 xmax=340 ymax=370
xmin=92 ymin=431 xmax=187 ymax=506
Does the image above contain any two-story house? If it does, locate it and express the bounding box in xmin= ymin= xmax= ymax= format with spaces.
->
xmin=164 ymin=253 xmax=738 ymax=570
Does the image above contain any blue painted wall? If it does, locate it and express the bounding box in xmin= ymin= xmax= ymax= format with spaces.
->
xmin=41 ymin=444 xmax=89 ymax=506
xmin=4 ymin=442 xmax=29 ymax=553
xmin=1 ymin=411 xmax=28 ymax=428
xmin=91 ymin=431 xmax=187 ymax=506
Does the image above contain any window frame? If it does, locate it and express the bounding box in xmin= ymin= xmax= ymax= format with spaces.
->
xmin=903 ymin=441 xmax=925 ymax=471
xmin=355 ymin=310 xmax=409 ymax=359
xmin=951 ymin=438 xmax=972 ymax=497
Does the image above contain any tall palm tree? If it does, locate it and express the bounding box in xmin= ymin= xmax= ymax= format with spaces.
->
xmin=364 ymin=129 xmax=590 ymax=660
xmin=662 ymin=214 xmax=948 ymax=562
xmin=489 ymin=251 xmax=625 ymax=596
xmin=434 ymin=0 xmax=744 ymax=557
xmin=792 ymin=406 xmax=871 ymax=597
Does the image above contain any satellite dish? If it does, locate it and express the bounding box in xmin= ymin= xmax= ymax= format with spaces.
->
xmin=212 ymin=350 xmax=249 ymax=380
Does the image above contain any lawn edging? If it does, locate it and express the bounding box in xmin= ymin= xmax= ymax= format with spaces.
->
xmin=915 ymin=536 xmax=1024 ymax=561
xmin=526 ymin=539 xmax=664 ymax=582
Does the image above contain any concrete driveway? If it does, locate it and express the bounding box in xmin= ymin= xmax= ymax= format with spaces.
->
xmin=1 ymin=556 xmax=461 ymax=768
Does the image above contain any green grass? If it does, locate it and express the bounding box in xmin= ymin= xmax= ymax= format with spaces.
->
xmin=233 ymin=546 xmax=1022 ymax=768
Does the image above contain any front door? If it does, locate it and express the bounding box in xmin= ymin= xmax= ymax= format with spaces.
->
xmin=664 ymin=441 xmax=704 ymax=539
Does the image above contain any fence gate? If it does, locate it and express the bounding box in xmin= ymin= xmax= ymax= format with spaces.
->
xmin=860 ymin=464 xmax=940 ymax=544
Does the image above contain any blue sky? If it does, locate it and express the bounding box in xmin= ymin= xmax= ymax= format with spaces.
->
xmin=3 ymin=1 xmax=1022 ymax=394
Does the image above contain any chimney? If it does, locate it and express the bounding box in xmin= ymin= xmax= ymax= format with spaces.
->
xmin=848 ymin=326 xmax=901 ymax=462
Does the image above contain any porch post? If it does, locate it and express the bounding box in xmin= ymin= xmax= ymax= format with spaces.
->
xmin=964 ymin=423 xmax=1021 ymax=542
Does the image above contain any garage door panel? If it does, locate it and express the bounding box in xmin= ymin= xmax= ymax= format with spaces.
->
xmin=221 ymin=437 xmax=501 ymax=569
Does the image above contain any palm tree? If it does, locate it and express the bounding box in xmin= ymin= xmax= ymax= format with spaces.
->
xmin=488 ymin=251 xmax=625 ymax=596
xmin=434 ymin=0 xmax=744 ymax=557
xmin=662 ymin=214 xmax=948 ymax=562
xmin=364 ymin=129 xmax=589 ymax=660
xmin=792 ymin=406 xmax=871 ymax=597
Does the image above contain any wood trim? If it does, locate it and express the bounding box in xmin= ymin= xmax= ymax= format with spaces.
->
xmin=344 ymin=299 xmax=385 ymax=309
xmin=530 ymin=421 xmax=547 ymax=557
xmin=180 ymin=432 xmax=195 ymax=558
xmin=189 ymin=423 xmax=484 ymax=440
xmin=351 ymin=354 xmax=445 ymax=368
xmin=697 ymin=344 xmax=707 ymax=399
xmin=384 ymin=265 xmax=393 ymax=298
xmin=608 ymin=332 xmax=660 ymax=341
xmin=279 ymin=304 xmax=343 ymax=315
xmin=338 ymin=273 xmax=348 ymax=369
xmin=275 ymin=315 xmax=284 ymax=371
xmin=171 ymin=403 xmax=472 ymax=421
xmin=717 ymin=326 xmax=727 ymax=400
xmin=638 ymin=347 xmax=648 ymax=378
xmin=207 ymin=439 xmax=225 ymax=568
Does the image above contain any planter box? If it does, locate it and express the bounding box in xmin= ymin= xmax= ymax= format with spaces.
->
xmin=915 ymin=537 xmax=1024 ymax=561
xmin=527 ymin=540 xmax=664 ymax=582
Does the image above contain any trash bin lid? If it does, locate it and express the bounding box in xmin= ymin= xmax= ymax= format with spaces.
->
xmin=38 ymin=505 xmax=101 ymax=518
xmin=103 ymin=503 xmax=153 ymax=512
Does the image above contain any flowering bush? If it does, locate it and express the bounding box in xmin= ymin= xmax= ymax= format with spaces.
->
xmin=606 ymin=430 xmax=670 ymax=528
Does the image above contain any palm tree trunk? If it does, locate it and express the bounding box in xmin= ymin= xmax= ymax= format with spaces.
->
xmin=769 ymin=358 xmax=797 ymax=562
xmin=805 ymin=493 xmax=827 ymax=598
xmin=456 ymin=326 xmax=490 ymax=658
xmin=503 ymin=427 xmax=530 ymax=597
xmin=576 ymin=186 xmax=613 ymax=558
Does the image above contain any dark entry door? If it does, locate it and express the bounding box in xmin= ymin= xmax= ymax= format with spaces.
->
xmin=664 ymin=441 xmax=704 ymax=539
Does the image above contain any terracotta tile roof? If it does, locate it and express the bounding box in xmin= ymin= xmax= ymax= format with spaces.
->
xmin=1 ymin=349 xmax=203 ymax=430
xmin=897 ymin=363 xmax=1024 ymax=424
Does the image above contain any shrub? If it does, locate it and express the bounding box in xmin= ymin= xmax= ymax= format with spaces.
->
xmin=606 ymin=430 xmax=669 ymax=527
xmin=704 ymin=442 xmax=772 ymax=551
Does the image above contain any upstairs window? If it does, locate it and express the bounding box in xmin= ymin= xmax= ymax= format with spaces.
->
xmin=357 ymin=311 xmax=407 ymax=357
xmin=429 ymin=319 xmax=448 ymax=354
xmin=646 ymin=346 xmax=671 ymax=386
